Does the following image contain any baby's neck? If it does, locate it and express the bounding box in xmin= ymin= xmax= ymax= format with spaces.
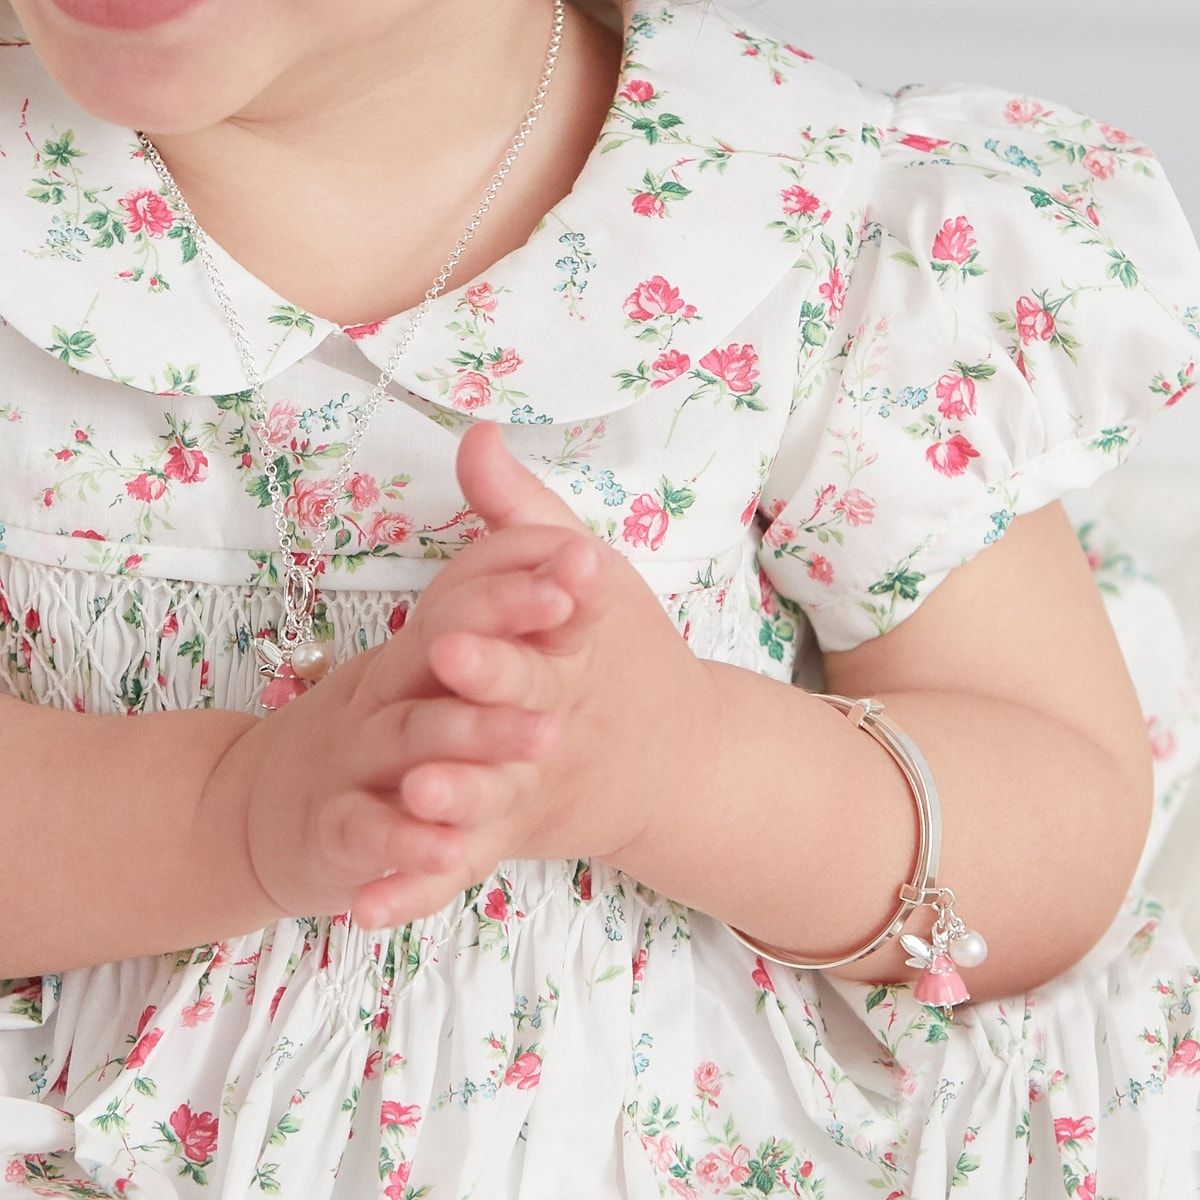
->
xmin=145 ymin=0 xmax=623 ymax=328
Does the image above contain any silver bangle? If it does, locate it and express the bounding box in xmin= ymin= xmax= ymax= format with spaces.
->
xmin=727 ymin=694 xmax=988 ymax=1008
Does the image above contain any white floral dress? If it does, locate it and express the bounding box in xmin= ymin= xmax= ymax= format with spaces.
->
xmin=1 ymin=2 xmax=1199 ymax=1197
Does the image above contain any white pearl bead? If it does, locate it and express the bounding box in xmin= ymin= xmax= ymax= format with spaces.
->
xmin=291 ymin=640 xmax=334 ymax=681
xmin=949 ymin=930 xmax=989 ymax=969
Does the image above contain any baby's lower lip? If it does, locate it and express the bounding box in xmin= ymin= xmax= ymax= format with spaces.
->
xmin=46 ymin=0 xmax=208 ymax=30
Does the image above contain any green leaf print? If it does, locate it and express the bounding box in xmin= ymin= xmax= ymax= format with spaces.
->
xmin=1090 ymin=425 xmax=1133 ymax=454
xmin=1107 ymin=250 xmax=1139 ymax=289
xmin=659 ymin=478 xmax=695 ymax=517
xmin=951 ymin=1152 xmax=981 ymax=1188
xmin=864 ymin=985 xmax=889 ymax=1012
xmin=27 ymin=179 xmax=66 ymax=205
xmin=868 ymin=568 xmax=925 ymax=603
xmin=268 ymin=304 xmax=317 ymax=335
xmin=42 ymin=129 xmax=83 ymax=170
xmin=47 ymin=326 xmax=97 ymax=363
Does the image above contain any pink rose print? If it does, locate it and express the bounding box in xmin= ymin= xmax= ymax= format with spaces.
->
xmin=465 ymin=282 xmax=498 ymax=313
xmin=935 ymin=372 xmax=977 ymax=420
xmin=650 ymin=349 xmax=691 ymax=389
xmin=694 ymin=1061 xmax=722 ymax=1100
xmin=807 ymin=554 xmax=834 ymax=585
xmin=699 ymin=343 xmax=759 ymax=394
xmin=285 ymin=479 xmax=335 ymax=531
xmin=762 ymin=520 xmax=796 ymax=551
xmin=620 ymin=79 xmax=656 ymax=103
xmin=632 ymin=192 xmax=667 ymax=218
xmin=387 ymin=603 xmax=409 ymax=634
xmin=931 ymin=216 xmax=977 ymax=265
xmin=926 ymin=434 xmax=980 ymax=477
xmin=1168 ymin=1038 xmax=1200 ymax=1075
xmin=344 ymin=321 xmax=383 ymax=340
xmin=668 ymin=1181 xmax=698 ymax=1200
xmin=632 ymin=947 xmax=647 ymax=982
xmin=1004 ymin=98 xmax=1050 ymax=124
xmin=126 ymin=473 xmax=166 ymax=503
xmin=163 ymin=442 xmax=208 ymax=485
xmin=483 ymin=887 xmax=508 ymax=922
xmin=503 ymin=1051 xmax=542 ymax=1090
xmin=261 ymin=403 xmax=298 ymax=446
xmin=1082 ymin=147 xmax=1117 ymax=180
xmin=1147 ymin=716 xmax=1178 ymax=762
xmin=780 ymin=184 xmax=820 ymax=216
xmin=751 ymin=957 xmax=775 ymax=992
xmin=347 ymin=472 xmax=380 ymax=509
xmin=900 ymin=133 xmax=950 ymax=152
xmin=449 ymin=370 xmax=493 ymax=411
xmin=695 ymin=1146 xmax=751 ymax=1189
xmin=785 ymin=43 xmax=813 ymax=58
xmin=124 ymin=1026 xmax=163 ymax=1070
xmin=1016 ymin=295 xmax=1056 ymax=344
xmin=5 ymin=1161 xmax=23 ymax=1184
xmin=161 ymin=611 xmax=179 ymax=637
xmin=641 ymin=1134 xmax=676 ymax=1170
xmin=622 ymin=493 xmax=669 ymax=552
xmin=1100 ymin=122 xmax=1134 ymax=146
xmin=1077 ymin=1174 xmax=1097 ymax=1200
xmin=490 ymin=347 xmax=523 ymax=377
xmin=819 ymin=266 xmax=846 ymax=319
xmin=119 ymin=188 xmax=174 ymax=237
xmin=384 ymin=1163 xmax=411 ymax=1200
xmin=380 ymin=1101 xmax=422 ymax=1130
xmin=832 ymin=488 xmax=875 ymax=526
xmin=168 ymin=1104 xmax=219 ymax=1163
xmin=623 ymin=275 xmax=696 ymax=322
xmin=1052 ymin=1115 xmax=1096 ymax=1146
xmin=179 ymin=997 xmax=215 ymax=1027
xmin=367 ymin=511 xmax=414 ymax=547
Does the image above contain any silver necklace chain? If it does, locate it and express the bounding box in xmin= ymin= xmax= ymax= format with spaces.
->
xmin=137 ymin=0 xmax=566 ymax=652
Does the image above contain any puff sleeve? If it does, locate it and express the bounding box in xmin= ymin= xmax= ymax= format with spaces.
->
xmin=756 ymin=83 xmax=1200 ymax=653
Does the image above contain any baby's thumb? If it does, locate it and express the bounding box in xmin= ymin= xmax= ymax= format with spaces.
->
xmin=457 ymin=420 xmax=588 ymax=533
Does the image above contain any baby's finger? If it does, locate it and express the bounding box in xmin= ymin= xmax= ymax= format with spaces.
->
xmin=426 ymin=571 xmax=576 ymax=642
xmin=316 ymin=790 xmax=465 ymax=885
xmin=400 ymin=759 xmax=530 ymax=826
xmin=427 ymin=630 xmax=559 ymax=708
xmin=528 ymin=536 xmax=617 ymax=658
xmin=352 ymin=696 xmax=562 ymax=792
xmin=352 ymin=859 xmax=484 ymax=930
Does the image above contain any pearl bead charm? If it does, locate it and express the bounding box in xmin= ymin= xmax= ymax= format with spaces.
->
xmin=949 ymin=929 xmax=989 ymax=969
xmin=290 ymin=639 xmax=335 ymax=682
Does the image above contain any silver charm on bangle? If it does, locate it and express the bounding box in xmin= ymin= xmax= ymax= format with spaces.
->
xmin=726 ymin=694 xmax=989 ymax=1016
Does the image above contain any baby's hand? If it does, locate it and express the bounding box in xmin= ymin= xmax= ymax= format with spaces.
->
xmin=360 ymin=422 xmax=721 ymax=924
xmin=203 ymin=524 xmax=600 ymax=929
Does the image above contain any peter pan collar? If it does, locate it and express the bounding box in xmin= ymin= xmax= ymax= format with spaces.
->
xmin=0 ymin=1 xmax=871 ymax=423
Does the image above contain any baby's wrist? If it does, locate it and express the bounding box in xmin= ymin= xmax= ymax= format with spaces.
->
xmin=195 ymin=716 xmax=294 ymax=929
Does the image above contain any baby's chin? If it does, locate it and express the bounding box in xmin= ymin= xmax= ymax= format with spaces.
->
xmin=10 ymin=0 xmax=286 ymax=132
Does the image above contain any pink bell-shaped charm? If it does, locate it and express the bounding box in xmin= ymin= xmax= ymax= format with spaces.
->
xmin=259 ymin=662 xmax=310 ymax=711
xmin=913 ymin=953 xmax=971 ymax=1008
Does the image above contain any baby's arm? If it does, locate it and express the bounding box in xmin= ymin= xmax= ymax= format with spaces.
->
xmin=609 ymin=499 xmax=1153 ymax=1002
xmin=436 ymin=423 xmax=1154 ymax=1005
xmin=0 ymin=529 xmax=592 ymax=978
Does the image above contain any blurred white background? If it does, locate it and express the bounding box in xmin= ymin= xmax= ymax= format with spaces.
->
xmin=743 ymin=0 xmax=1200 ymax=469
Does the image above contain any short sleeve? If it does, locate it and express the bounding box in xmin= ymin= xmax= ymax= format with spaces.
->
xmin=757 ymin=83 xmax=1200 ymax=653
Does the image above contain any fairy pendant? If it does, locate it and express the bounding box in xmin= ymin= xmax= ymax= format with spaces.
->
xmin=255 ymin=566 xmax=336 ymax=712
xmin=901 ymin=890 xmax=989 ymax=1018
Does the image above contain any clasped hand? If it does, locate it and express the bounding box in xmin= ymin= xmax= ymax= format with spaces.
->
xmin=217 ymin=422 xmax=720 ymax=929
